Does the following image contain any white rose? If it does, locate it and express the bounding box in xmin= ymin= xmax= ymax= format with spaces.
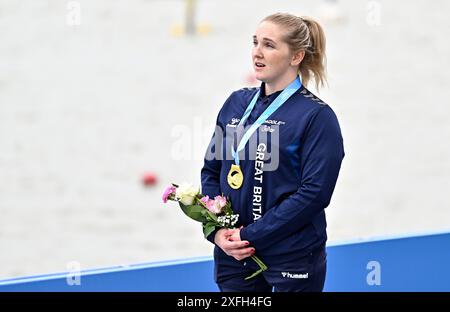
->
xmin=176 ymin=183 xmax=199 ymax=205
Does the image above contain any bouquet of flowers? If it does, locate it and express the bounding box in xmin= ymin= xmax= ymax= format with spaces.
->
xmin=162 ymin=183 xmax=267 ymax=280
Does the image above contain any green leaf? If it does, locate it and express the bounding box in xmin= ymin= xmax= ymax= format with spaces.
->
xmin=203 ymin=223 xmax=218 ymax=239
xmin=223 ymin=202 xmax=233 ymax=215
xmin=179 ymin=203 xmax=208 ymax=223
xmin=195 ymin=205 xmax=219 ymax=222
xmin=205 ymin=210 xmax=218 ymax=222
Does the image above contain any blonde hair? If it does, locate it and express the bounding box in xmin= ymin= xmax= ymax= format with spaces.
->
xmin=261 ymin=13 xmax=327 ymax=90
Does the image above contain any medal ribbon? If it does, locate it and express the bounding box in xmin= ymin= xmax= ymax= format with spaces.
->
xmin=231 ymin=76 xmax=302 ymax=165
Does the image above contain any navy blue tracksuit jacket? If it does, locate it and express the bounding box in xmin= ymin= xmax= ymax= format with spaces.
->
xmin=201 ymin=81 xmax=345 ymax=283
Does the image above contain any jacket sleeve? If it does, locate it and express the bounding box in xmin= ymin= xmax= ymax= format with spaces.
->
xmin=240 ymin=105 xmax=345 ymax=251
xmin=201 ymin=96 xmax=230 ymax=244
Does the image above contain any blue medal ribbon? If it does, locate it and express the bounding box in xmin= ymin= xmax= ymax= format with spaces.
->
xmin=231 ymin=75 xmax=302 ymax=166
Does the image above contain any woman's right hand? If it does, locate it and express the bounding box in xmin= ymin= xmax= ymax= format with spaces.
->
xmin=214 ymin=228 xmax=255 ymax=261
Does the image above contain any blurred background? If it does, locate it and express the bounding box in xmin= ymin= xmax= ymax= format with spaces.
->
xmin=0 ymin=0 xmax=449 ymax=279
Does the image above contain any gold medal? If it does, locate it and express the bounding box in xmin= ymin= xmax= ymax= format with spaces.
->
xmin=227 ymin=164 xmax=244 ymax=189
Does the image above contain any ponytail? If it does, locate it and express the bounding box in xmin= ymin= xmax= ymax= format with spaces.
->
xmin=261 ymin=13 xmax=328 ymax=90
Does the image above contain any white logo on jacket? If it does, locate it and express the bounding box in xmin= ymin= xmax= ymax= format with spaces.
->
xmin=226 ymin=117 xmax=285 ymax=128
xmin=260 ymin=125 xmax=275 ymax=133
xmin=252 ymin=143 xmax=265 ymax=221
xmin=281 ymin=272 xmax=309 ymax=279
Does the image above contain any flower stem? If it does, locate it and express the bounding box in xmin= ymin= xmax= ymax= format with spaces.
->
xmin=244 ymin=255 xmax=268 ymax=280
xmin=251 ymin=255 xmax=267 ymax=270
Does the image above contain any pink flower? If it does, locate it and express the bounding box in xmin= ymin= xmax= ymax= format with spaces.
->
xmin=162 ymin=185 xmax=177 ymax=203
xmin=200 ymin=195 xmax=210 ymax=205
xmin=214 ymin=195 xmax=227 ymax=209
xmin=206 ymin=200 xmax=221 ymax=214
xmin=198 ymin=195 xmax=228 ymax=214
xmin=199 ymin=195 xmax=219 ymax=214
